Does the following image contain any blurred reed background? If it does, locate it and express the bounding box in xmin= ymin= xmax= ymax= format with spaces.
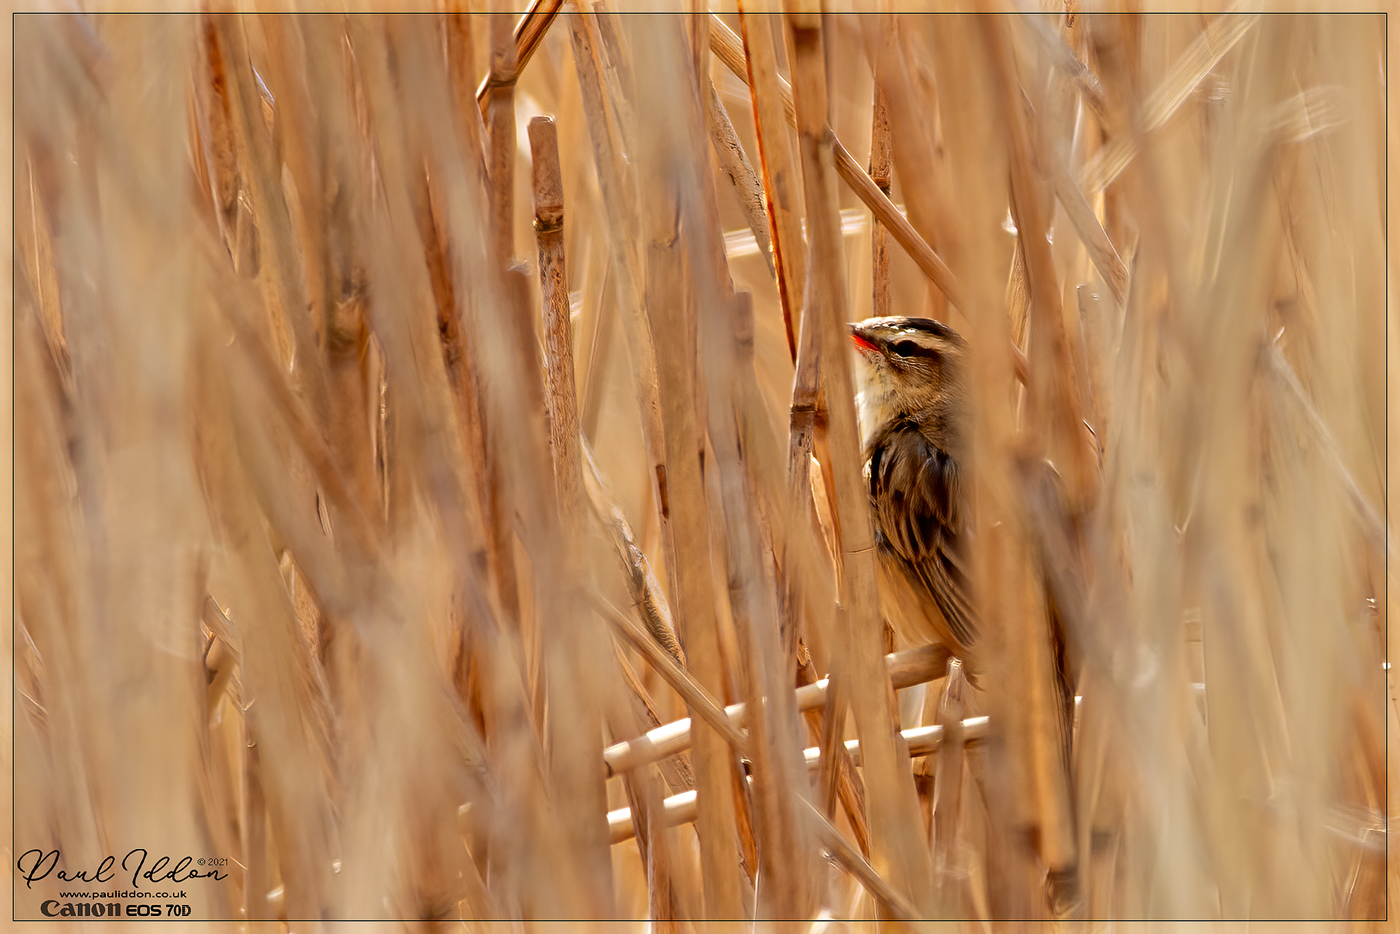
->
xmin=8 ymin=3 xmax=1396 ymax=926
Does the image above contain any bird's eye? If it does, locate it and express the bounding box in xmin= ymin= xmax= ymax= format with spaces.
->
xmin=892 ymin=340 xmax=924 ymax=358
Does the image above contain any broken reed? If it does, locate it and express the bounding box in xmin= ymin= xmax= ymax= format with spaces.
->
xmin=11 ymin=8 xmax=1390 ymax=925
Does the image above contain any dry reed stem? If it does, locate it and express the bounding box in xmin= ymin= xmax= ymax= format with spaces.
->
xmin=802 ymin=798 xmax=924 ymax=926
xmin=447 ymin=11 xmax=479 ymax=121
xmin=608 ymin=634 xmax=696 ymax=797
xmin=607 ymin=633 xmax=687 ymax=925
xmin=532 ymin=115 xmax=580 ymax=529
xmin=1189 ymin=23 xmax=1331 ymax=914
xmin=566 ymin=9 xmax=669 ymax=566
xmin=800 ymin=701 xmax=872 ymax=861
xmin=914 ymin=13 xmax=1045 ymax=917
xmin=768 ymin=159 xmax=849 ymax=854
xmin=597 ymin=597 xmax=750 ymax=765
xmin=714 ymin=14 xmax=965 ymax=314
xmin=212 ymin=17 xmax=330 ymax=423
xmin=931 ymin=659 xmax=969 ymax=915
xmin=1009 ymin=17 xmax=1131 ymax=310
xmin=1078 ymin=10 xmax=1259 ymax=196
xmin=706 ymin=80 xmax=776 ymax=281
xmin=804 ymin=717 xmax=992 ymax=772
xmin=650 ymin=12 xmax=793 ymax=907
xmin=1018 ymin=5 xmax=1112 ymax=129
xmin=736 ymin=5 xmax=806 ymax=361
xmin=200 ymin=274 xmax=344 ymax=919
xmin=1267 ymin=346 xmax=1388 ymax=549
xmin=530 ymin=111 xmax=618 ymax=916
xmin=987 ymin=15 xmax=1086 ymax=882
xmin=609 ymin=789 xmax=699 ymax=845
xmin=880 ymin=18 xmax=1034 ymax=395
xmin=1051 ymin=152 xmax=1130 ymax=306
xmin=788 ymin=8 xmax=934 ymax=918
xmin=488 ymin=5 xmax=518 ymax=266
xmin=399 ymin=12 xmax=617 ymax=913
xmin=709 ymin=291 xmax=820 ymax=918
xmin=675 ymin=21 xmax=838 ymax=907
xmin=581 ymin=441 xmax=688 ymax=667
xmin=269 ymin=17 xmax=386 ymax=542
xmin=601 ymin=642 xmax=948 ymax=780
xmin=625 ymin=14 xmax=752 ymax=917
xmin=605 ymin=713 xmax=989 ymax=842
xmin=474 ymin=0 xmax=563 ymax=115
xmin=575 ymin=263 xmax=620 ymax=449
xmin=869 ymin=63 xmax=892 ymax=322
xmin=752 ymin=10 xmax=839 ymax=824
xmin=438 ymin=14 xmax=495 ymax=416
xmin=330 ymin=18 xmax=544 ymax=916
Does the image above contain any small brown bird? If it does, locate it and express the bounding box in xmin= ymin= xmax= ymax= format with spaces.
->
xmin=854 ymin=316 xmax=1085 ymax=916
xmin=850 ymin=316 xmax=977 ymax=666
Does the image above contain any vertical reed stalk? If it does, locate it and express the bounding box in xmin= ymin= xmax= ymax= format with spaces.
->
xmin=787 ymin=7 xmax=935 ymax=918
xmin=983 ymin=17 xmax=1083 ymax=891
xmin=869 ymin=66 xmax=892 ymax=322
xmin=530 ymin=113 xmax=617 ymax=917
xmin=488 ymin=4 xmax=518 ymax=267
xmin=737 ymin=5 xmax=806 ymax=360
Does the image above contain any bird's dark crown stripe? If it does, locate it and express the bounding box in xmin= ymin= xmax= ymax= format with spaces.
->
xmin=892 ymin=317 xmax=963 ymax=343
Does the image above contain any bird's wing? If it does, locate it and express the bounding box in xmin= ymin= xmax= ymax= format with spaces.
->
xmin=868 ymin=421 xmax=977 ymax=650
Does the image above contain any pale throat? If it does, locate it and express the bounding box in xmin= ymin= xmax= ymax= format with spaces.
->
xmin=856 ymin=360 xmax=953 ymax=453
xmin=855 ymin=363 xmax=899 ymax=449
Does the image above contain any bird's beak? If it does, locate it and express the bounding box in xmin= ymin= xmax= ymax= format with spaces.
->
xmin=850 ymin=325 xmax=880 ymax=354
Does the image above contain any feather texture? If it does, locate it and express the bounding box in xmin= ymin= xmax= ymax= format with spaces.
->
xmin=866 ymin=415 xmax=977 ymax=656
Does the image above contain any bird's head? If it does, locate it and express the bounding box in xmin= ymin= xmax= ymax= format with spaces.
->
xmin=850 ymin=316 xmax=968 ymax=417
xmin=850 ymin=316 xmax=969 ymax=452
